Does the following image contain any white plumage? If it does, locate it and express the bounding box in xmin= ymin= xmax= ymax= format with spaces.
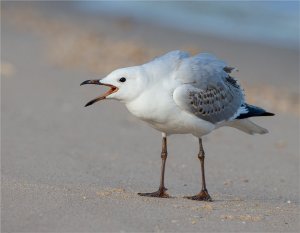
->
xmin=103 ymin=50 xmax=268 ymax=137
xmin=81 ymin=50 xmax=274 ymax=200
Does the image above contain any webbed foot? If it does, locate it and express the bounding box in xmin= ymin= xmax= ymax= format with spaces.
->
xmin=184 ymin=189 xmax=212 ymax=201
xmin=138 ymin=187 xmax=170 ymax=198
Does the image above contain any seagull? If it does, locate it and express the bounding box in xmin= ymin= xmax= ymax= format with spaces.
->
xmin=81 ymin=50 xmax=274 ymax=201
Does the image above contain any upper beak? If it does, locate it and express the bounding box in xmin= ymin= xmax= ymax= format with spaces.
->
xmin=80 ymin=80 xmax=101 ymax=86
xmin=80 ymin=79 xmax=118 ymax=107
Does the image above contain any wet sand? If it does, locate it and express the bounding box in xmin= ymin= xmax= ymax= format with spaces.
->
xmin=1 ymin=3 xmax=299 ymax=232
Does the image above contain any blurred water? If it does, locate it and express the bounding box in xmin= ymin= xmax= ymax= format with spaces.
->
xmin=75 ymin=1 xmax=299 ymax=50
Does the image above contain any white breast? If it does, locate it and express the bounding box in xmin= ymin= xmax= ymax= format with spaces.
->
xmin=125 ymin=84 xmax=215 ymax=137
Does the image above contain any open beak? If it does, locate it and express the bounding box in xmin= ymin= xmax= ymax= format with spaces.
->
xmin=80 ymin=79 xmax=118 ymax=107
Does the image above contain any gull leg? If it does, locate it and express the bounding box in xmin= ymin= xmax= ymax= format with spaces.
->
xmin=138 ymin=134 xmax=170 ymax=198
xmin=185 ymin=138 xmax=212 ymax=201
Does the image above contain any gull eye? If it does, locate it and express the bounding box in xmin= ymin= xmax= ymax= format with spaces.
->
xmin=119 ymin=77 xmax=126 ymax=83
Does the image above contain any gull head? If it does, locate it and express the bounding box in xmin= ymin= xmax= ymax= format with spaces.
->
xmin=81 ymin=66 xmax=146 ymax=107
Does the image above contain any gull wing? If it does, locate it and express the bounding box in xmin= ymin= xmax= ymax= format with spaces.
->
xmin=143 ymin=50 xmax=190 ymax=77
xmin=173 ymin=53 xmax=245 ymax=124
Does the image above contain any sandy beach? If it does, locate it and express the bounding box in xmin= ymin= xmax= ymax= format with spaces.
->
xmin=1 ymin=3 xmax=299 ymax=232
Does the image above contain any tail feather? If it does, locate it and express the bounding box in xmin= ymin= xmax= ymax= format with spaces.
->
xmin=226 ymin=119 xmax=269 ymax=135
xmin=236 ymin=104 xmax=274 ymax=119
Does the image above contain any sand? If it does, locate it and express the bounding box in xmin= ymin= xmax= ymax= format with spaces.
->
xmin=1 ymin=3 xmax=299 ymax=232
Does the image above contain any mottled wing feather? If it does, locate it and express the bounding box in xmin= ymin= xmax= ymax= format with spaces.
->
xmin=173 ymin=53 xmax=246 ymax=123
xmin=174 ymin=75 xmax=245 ymax=124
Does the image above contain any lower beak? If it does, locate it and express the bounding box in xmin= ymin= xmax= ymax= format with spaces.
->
xmin=80 ymin=79 xmax=118 ymax=107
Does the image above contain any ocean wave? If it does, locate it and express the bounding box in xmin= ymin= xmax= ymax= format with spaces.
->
xmin=76 ymin=1 xmax=299 ymax=49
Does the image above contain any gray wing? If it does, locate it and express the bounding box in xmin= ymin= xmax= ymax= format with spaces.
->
xmin=173 ymin=54 xmax=246 ymax=123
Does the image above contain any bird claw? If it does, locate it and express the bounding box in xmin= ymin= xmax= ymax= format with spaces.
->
xmin=138 ymin=187 xmax=170 ymax=198
xmin=184 ymin=189 xmax=212 ymax=201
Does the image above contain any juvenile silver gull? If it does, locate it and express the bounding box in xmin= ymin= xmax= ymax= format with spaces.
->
xmin=81 ymin=50 xmax=274 ymax=201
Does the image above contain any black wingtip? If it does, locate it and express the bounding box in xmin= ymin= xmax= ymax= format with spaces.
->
xmin=262 ymin=112 xmax=275 ymax=116
xmin=236 ymin=104 xmax=275 ymax=119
